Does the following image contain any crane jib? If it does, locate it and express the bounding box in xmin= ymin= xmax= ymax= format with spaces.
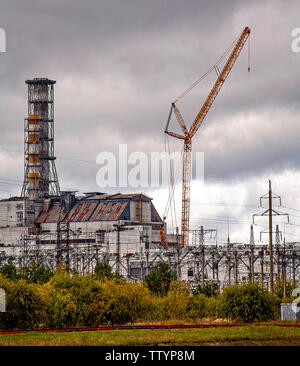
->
xmin=163 ymin=26 xmax=251 ymax=248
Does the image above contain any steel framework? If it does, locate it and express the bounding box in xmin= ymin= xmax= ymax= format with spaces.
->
xmin=165 ymin=27 xmax=251 ymax=247
xmin=21 ymin=78 xmax=60 ymax=202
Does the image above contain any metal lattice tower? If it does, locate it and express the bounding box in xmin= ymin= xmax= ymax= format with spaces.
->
xmin=21 ymin=78 xmax=60 ymax=200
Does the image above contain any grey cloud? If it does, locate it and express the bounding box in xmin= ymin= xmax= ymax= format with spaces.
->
xmin=0 ymin=0 xmax=300 ymax=242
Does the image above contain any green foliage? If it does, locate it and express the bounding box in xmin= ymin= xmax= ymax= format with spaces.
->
xmin=187 ymin=292 xmax=221 ymax=320
xmin=192 ymin=283 xmax=219 ymax=297
xmin=0 ymin=273 xmax=11 ymax=293
xmin=47 ymin=268 xmax=101 ymax=328
xmin=219 ymin=283 xmax=280 ymax=323
xmin=50 ymin=291 xmax=78 ymax=329
xmin=162 ymin=281 xmax=191 ymax=319
xmin=94 ymin=261 xmax=123 ymax=281
xmin=0 ymin=263 xmax=19 ymax=281
xmin=188 ymin=294 xmax=207 ymax=319
xmin=0 ymin=261 xmax=53 ymax=284
xmin=274 ymin=281 xmax=297 ymax=300
xmin=169 ymin=281 xmax=190 ymax=295
xmin=205 ymin=296 xmax=221 ymax=318
xmin=144 ymin=263 xmax=176 ymax=296
xmin=19 ymin=261 xmax=54 ymax=284
xmin=89 ymin=281 xmax=152 ymax=325
xmin=0 ymin=277 xmax=44 ymax=330
xmin=0 ymin=268 xmax=284 ymax=330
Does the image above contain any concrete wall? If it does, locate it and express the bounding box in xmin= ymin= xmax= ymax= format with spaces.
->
xmin=130 ymin=201 xmax=151 ymax=222
xmin=0 ymin=227 xmax=27 ymax=245
xmin=0 ymin=199 xmax=43 ymax=229
xmin=0 ymin=200 xmax=23 ymax=228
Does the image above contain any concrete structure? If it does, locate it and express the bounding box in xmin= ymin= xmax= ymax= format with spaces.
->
xmin=0 ymin=77 xmax=299 ymax=287
xmin=21 ymin=78 xmax=60 ymax=203
xmin=281 ymin=303 xmax=300 ymax=320
xmin=0 ymin=77 xmax=171 ymax=278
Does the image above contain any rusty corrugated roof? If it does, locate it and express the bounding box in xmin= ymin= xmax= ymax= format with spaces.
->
xmin=85 ymin=193 xmax=152 ymax=201
xmin=35 ymin=204 xmax=65 ymax=223
xmin=36 ymin=200 xmax=129 ymax=223
xmin=35 ymin=192 xmax=159 ymax=224
xmin=64 ymin=202 xmax=98 ymax=222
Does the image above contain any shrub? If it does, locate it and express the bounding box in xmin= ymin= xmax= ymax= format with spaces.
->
xmin=219 ymin=283 xmax=280 ymax=323
xmin=89 ymin=281 xmax=152 ymax=325
xmin=163 ymin=281 xmax=191 ymax=319
xmin=205 ymin=296 xmax=221 ymax=318
xmin=192 ymin=283 xmax=219 ymax=297
xmin=50 ymin=291 xmax=78 ymax=329
xmin=274 ymin=281 xmax=297 ymax=300
xmin=188 ymin=294 xmax=207 ymax=319
xmin=144 ymin=263 xmax=176 ymax=296
xmin=0 ymin=278 xmax=44 ymax=330
xmin=0 ymin=263 xmax=19 ymax=281
xmin=94 ymin=261 xmax=123 ymax=281
xmin=147 ymin=296 xmax=167 ymax=321
xmin=48 ymin=268 xmax=101 ymax=327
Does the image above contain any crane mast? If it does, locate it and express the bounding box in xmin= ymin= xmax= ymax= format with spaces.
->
xmin=165 ymin=27 xmax=251 ymax=247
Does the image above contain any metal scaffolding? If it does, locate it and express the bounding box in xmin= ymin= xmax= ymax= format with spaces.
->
xmin=21 ymin=78 xmax=60 ymax=203
xmin=0 ymin=225 xmax=299 ymax=292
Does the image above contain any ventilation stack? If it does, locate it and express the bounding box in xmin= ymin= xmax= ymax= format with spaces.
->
xmin=21 ymin=78 xmax=60 ymax=201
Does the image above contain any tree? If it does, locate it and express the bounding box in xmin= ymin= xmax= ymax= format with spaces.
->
xmin=274 ymin=281 xmax=297 ymax=300
xmin=219 ymin=283 xmax=279 ymax=323
xmin=192 ymin=282 xmax=219 ymax=297
xmin=144 ymin=263 xmax=176 ymax=296
xmin=19 ymin=261 xmax=54 ymax=284
xmin=0 ymin=263 xmax=19 ymax=281
xmin=0 ymin=280 xmax=44 ymax=330
xmin=94 ymin=261 xmax=122 ymax=281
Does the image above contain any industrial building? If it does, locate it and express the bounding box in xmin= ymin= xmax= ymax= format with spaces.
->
xmin=0 ymin=77 xmax=176 ymax=278
xmin=0 ymin=76 xmax=299 ymax=289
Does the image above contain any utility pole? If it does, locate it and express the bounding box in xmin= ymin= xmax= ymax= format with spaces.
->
xmin=275 ymin=225 xmax=281 ymax=285
xmin=113 ymin=222 xmax=125 ymax=275
xmin=126 ymin=255 xmax=130 ymax=278
xmin=260 ymin=249 xmax=264 ymax=288
xmin=292 ymin=254 xmax=296 ymax=287
xmin=234 ymin=252 xmax=238 ymax=284
xmin=212 ymin=252 xmax=215 ymax=280
xmin=282 ymin=237 xmax=286 ymax=299
xmin=268 ymin=180 xmax=274 ymax=293
xmin=249 ymin=224 xmax=255 ymax=283
xmin=200 ymin=226 xmax=205 ymax=286
xmin=227 ymin=234 xmax=231 ymax=286
xmin=145 ymin=250 xmax=149 ymax=276
xmin=253 ymin=180 xmax=289 ymax=294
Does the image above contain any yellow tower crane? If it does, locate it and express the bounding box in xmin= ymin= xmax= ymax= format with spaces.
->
xmin=165 ymin=27 xmax=251 ymax=247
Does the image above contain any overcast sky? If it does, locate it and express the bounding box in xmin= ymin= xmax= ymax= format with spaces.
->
xmin=1 ymin=0 xmax=300 ymax=244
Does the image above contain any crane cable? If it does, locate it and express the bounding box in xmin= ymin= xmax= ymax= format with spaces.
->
xmin=168 ymin=135 xmax=178 ymax=229
xmin=164 ymin=30 xmax=251 ymax=230
xmin=173 ymin=33 xmax=241 ymax=104
xmin=163 ymin=134 xmax=183 ymax=228
xmin=164 ymin=34 xmax=240 ymax=228
xmin=163 ymin=134 xmax=175 ymax=226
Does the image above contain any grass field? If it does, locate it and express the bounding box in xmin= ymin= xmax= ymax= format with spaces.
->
xmin=0 ymin=326 xmax=300 ymax=346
